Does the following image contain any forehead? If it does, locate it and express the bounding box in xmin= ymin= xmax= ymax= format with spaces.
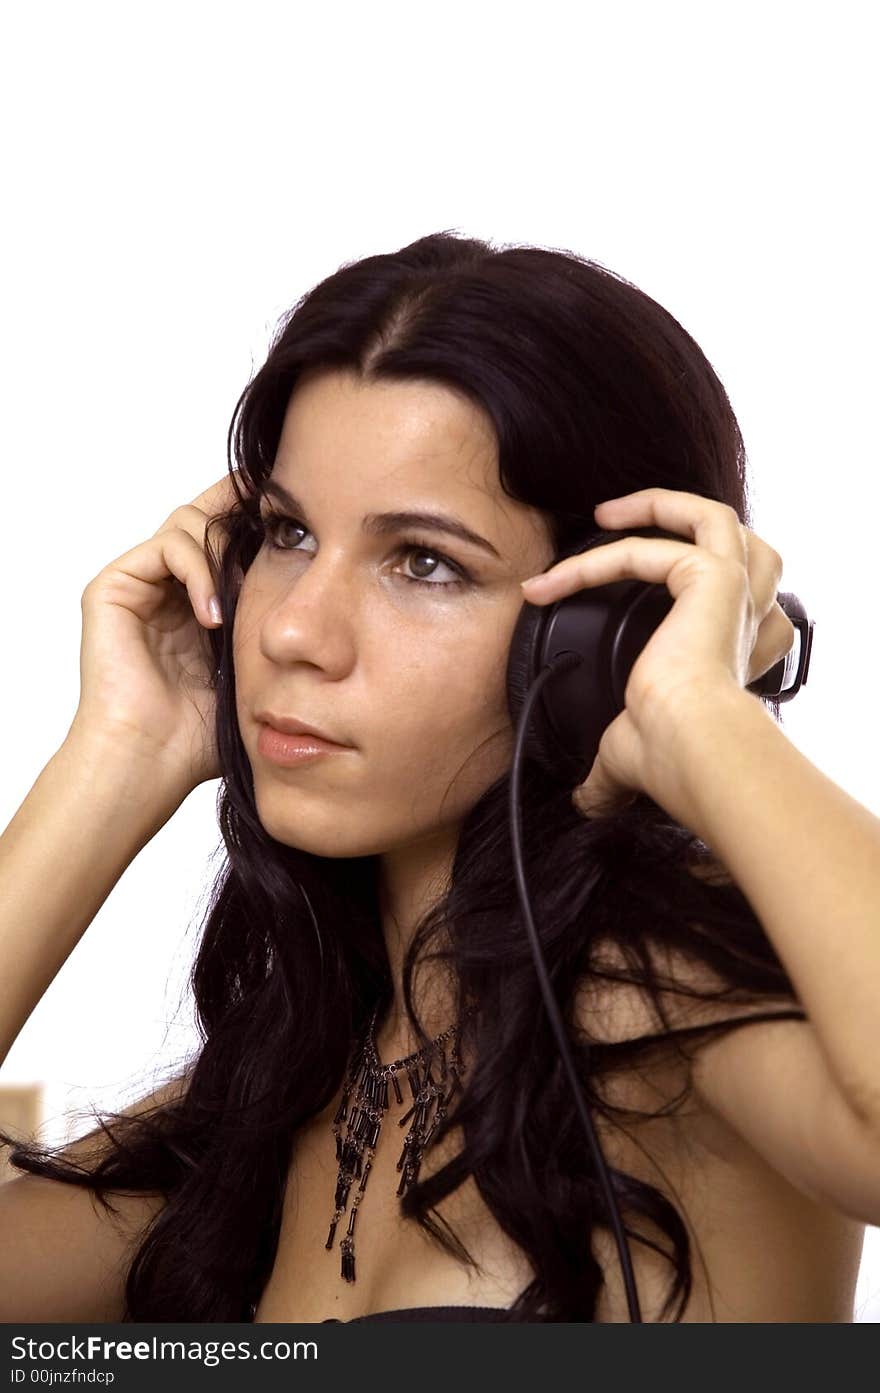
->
xmin=272 ymin=368 xmax=552 ymax=561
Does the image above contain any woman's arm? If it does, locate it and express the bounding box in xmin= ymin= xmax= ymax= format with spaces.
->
xmin=673 ymin=686 xmax=880 ymax=1131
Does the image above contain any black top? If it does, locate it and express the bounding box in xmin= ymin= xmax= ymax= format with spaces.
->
xmin=323 ymin=1304 xmax=551 ymax=1323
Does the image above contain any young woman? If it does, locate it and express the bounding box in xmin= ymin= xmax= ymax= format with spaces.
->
xmin=1 ymin=231 xmax=877 ymax=1323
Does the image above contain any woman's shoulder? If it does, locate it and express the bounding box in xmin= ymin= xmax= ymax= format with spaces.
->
xmin=0 ymin=1065 xmax=195 ymax=1322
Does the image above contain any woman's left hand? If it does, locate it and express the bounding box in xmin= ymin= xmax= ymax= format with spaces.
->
xmin=519 ymin=488 xmax=797 ymax=823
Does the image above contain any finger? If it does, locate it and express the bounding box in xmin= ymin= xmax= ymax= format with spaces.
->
xmin=107 ymin=527 xmax=223 ymax=628
xmin=155 ymin=499 xmax=236 ymax=573
xmin=744 ymin=534 xmax=784 ymax=619
xmin=593 ymin=489 xmax=747 ymax=565
xmin=521 ymin=534 xmax=738 ymax=602
xmin=741 ymin=536 xmax=786 ymax=682
xmin=571 ymin=711 xmax=642 ymax=818
xmin=748 ymin=601 xmax=797 ymax=683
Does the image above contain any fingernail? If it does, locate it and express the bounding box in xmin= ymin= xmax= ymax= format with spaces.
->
xmin=208 ymin=595 xmax=222 ymax=623
xmin=521 ymin=575 xmax=552 ymax=593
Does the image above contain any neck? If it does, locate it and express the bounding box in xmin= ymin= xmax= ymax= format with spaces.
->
xmin=375 ymin=835 xmax=460 ymax=1056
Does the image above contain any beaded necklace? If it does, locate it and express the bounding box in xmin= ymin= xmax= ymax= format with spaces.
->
xmin=324 ymin=1003 xmax=475 ymax=1282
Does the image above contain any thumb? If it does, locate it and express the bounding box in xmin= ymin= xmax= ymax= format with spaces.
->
xmin=570 ymin=713 xmax=641 ymax=819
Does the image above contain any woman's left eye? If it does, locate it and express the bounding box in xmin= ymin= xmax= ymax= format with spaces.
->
xmin=257 ymin=512 xmax=469 ymax=590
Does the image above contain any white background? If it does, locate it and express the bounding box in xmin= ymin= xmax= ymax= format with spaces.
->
xmin=1 ymin=0 xmax=877 ymax=1320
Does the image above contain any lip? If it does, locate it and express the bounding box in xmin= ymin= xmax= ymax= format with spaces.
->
xmin=256 ymin=723 xmax=351 ymax=767
xmin=255 ymin=710 xmax=351 ymax=747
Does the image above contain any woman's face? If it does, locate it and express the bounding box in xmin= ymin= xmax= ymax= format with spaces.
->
xmin=233 ymin=366 xmax=554 ymax=859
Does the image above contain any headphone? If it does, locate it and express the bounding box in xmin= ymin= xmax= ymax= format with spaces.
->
xmin=504 ymin=522 xmax=815 ymax=1322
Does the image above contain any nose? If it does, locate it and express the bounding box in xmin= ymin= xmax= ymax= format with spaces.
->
xmin=257 ymin=553 xmax=358 ymax=673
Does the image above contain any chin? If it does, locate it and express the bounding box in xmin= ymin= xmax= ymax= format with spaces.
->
xmin=253 ymin=802 xmax=379 ymax=860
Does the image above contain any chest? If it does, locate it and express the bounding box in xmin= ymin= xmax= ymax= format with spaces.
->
xmin=252 ymin=1062 xmax=865 ymax=1324
xmin=253 ymin=1076 xmax=536 ymax=1323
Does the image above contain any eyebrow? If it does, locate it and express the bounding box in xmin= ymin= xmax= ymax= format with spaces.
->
xmin=260 ymin=478 xmax=502 ymax=560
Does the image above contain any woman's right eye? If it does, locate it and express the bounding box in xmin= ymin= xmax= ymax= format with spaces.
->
xmin=259 ymin=511 xmax=308 ymax=551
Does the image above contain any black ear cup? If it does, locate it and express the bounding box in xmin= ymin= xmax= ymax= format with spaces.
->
xmin=506 ymin=525 xmax=680 ymax=787
xmin=749 ymin=590 xmax=813 ymax=700
xmin=505 ymin=525 xmax=814 ymax=789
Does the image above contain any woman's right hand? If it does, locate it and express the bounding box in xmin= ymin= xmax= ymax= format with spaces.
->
xmin=68 ymin=472 xmax=244 ymax=798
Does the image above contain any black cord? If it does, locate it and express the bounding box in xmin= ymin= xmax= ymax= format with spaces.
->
xmin=508 ymin=651 xmax=643 ymax=1322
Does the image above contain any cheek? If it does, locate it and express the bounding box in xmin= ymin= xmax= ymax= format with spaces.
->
xmin=229 ymin=607 xmax=249 ymax=681
xmin=229 ymin=580 xmax=265 ymax=657
xmin=387 ymin=649 xmax=509 ymax=751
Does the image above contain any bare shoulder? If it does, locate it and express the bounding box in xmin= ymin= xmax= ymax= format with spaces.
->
xmin=575 ymin=868 xmax=880 ymax=1230
xmin=571 ymin=915 xmax=866 ymax=1321
xmin=574 ymin=853 xmax=785 ymax=1064
xmin=570 ymin=848 xmax=802 ymax=1175
xmin=0 ymin=1065 xmax=194 ymax=1321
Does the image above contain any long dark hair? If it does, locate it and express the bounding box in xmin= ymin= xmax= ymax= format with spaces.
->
xmin=2 ymin=230 xmax=806 ymax=1322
